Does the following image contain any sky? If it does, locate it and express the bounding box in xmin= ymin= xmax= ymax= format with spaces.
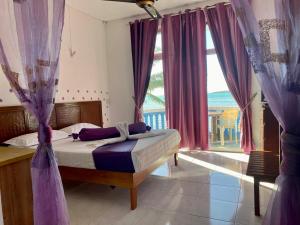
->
xmin=206 ymin=54 xmax=228 ymax=93
xmin=205 ymin=26 xmax=228 ymax=93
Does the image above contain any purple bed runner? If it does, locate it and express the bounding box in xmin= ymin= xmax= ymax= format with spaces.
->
xmin=92 ymin=140 xmax=138 ymax=173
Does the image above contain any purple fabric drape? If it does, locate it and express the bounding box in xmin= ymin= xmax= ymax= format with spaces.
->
xmin=130 ymin=19 xmax=158 ymax=122
xmin=204 ymin=4 xmax=255 ymax=154
xmin=162 ymin=10 xmax=208 ymax=150
xmin=0 ymin=1 xmax=69 ymax=225
xmin=231 ymin=0 xmax=300 ymax=224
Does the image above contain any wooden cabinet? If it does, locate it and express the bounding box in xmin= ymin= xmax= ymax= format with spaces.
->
xmin=0 ymin=147 xmax=34 ymax=225
xmin=262 ymin=103 xmax=281 ymax=155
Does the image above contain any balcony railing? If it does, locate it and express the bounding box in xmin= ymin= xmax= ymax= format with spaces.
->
xmin=143 ymin=110 xmax=166 ymax=130
xmin=144 ymin=108 xmax=241 ymax=149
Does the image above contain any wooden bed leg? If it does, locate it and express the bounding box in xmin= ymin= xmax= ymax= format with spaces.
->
xmin=254 ymin=178 xmax=260 ymax=216
xmin=130 ymin=187 xmax=138 ymax=210
xmin=174 ymin=153 xmax=178 ymax=166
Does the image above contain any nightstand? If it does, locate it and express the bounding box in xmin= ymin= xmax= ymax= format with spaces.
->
xmin=0 ymin=147 xmax=34 ymax=225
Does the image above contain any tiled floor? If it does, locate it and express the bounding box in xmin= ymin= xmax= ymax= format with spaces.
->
xmin=64 ymin=151 xmax=273 ymax=225
xmin=210 ymin=143 xmax=242 ymax=153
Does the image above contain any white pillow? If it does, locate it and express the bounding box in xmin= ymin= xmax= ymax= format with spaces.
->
xmin=60 ymin=123 xmax=100 ymax=134
xmin=4 ymin=130 xmax=69 ymax=147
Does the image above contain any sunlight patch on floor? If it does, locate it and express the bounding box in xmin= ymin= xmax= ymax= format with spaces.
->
xmin=178 ymin=153 xmax=276 ymax=190
xmin=211 ymin=151 xmax=249 ymax=163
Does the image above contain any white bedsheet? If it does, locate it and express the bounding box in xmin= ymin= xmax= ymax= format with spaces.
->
xmin=42 ymin=129 xmax=180 ymax=172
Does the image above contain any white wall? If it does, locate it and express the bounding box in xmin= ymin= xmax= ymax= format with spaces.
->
xmin=251 ymin=71 xmax=263 ymax=149
xmin=106 ymin=20 xmax=135 ymax=125
xmin=0 ymin=5 xmax=111 ymax=126
xmin=249 ymin=0 xmax=275 ymax=150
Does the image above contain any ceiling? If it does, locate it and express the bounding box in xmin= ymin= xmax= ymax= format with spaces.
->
xmin=66 ymin=0 xmax=210 ymax=21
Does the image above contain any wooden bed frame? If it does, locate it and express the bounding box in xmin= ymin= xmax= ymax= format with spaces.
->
xmin=0 ymin=101 xmax=179 ymax=210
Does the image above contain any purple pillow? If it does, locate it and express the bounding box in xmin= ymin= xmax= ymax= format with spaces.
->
xmin=79 ymin=127 xmax=120 ymax=141
xmin=72 ymin=133 xmax=79 ymax=140
xmin=129 ymin=122 xmax=148 ymax=135
xmin=146 ymin=125 xmax=152 ymax=131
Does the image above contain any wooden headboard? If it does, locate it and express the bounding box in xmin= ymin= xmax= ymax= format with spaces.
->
xmin=0 ymin=101 xmax=103 ymax=143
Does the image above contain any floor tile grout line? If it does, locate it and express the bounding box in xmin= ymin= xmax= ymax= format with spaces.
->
xmin=150 ymin=177 xmax=243 ymax=190
xmin=234 ymin=174 xmax=244 ymax=224
xmin=140 ymin=188 xmax=242 ymax=204
xmin=142 ymin=204 xmax=237 ymax=224
xmin=171 ymin=177 xmax=243 ymax=188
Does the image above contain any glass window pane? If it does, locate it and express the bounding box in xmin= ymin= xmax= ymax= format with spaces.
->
xmin=148 ymin=59 xmax=164 ymax=103
xmin=206 ymin=25 xmax=215 ymax=50
xmin=207 ymin=53 xmax=240 ymax=151
xmin=143 ymin=57 xmax=166 ymax=129
xmin=207 ymin=54 xmax=228 ymax=94
xmin=154 ymin=33 xmax=162 ymax=53
xmin=151 ymin=59 xmax=163 ymax=75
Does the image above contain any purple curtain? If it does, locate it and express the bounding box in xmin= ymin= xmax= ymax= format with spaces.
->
xmin=162 ymin=10 xmax=208 ymax=150
xmin=0 ymin=1 xmax=69 ymax=225
xmin=204 ymin=3 xmax=255 ymax=154
xmin=130 ymin=19 xmax=158 ymax=122
xmin=231 ymin=0 xmax=300 ymax=224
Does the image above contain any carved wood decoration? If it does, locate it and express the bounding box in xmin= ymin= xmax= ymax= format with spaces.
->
xmin=0 ymin=101 xmax=103 ymax=143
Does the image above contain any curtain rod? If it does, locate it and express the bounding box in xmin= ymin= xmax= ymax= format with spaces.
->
xmin=166 ymin=2 xmax=231 ymax=17
xmin=129 ymin=2 xmax=231 ymax=23
xmin=206 ymin=2 xmax=231 ymax=9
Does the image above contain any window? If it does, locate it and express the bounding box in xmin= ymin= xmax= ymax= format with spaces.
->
xmin=206 ymin=25 xmax=241 ymax=152
xmin=143 ymin=33 xmax=166 ymax=129
xmin=143 ymin=27 xmax=242 ymax=152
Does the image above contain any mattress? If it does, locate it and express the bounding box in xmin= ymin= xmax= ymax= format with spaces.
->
xmin=45 ymin=129 xmax=180 ymax=172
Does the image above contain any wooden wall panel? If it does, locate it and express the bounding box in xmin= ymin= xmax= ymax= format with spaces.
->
xmin=0 ymin=101 xmax=103 ymax=142
xmin=80 ymin=101 xmax=103 ymax=127
xmin=25 ymin=109 xmax=57 ymax=133
xmin=55 ymin=104 xmax=81 ymax=129
xmin=0 ymin=107 xmax=26 ymax=143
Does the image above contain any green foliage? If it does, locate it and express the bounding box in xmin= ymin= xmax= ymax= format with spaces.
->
xmin=155 ymin=46 xmax=162 ymax=53
xmin=147 ymin=72 xmax=165 ymax=106
xmin=148 ymin=72 xmax=164 ymax=92
xmin=147 ymin=93 xmax=165 ymax=106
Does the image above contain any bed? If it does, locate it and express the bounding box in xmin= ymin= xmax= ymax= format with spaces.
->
xmin=0 ymin=101 xmax=180 ymax=210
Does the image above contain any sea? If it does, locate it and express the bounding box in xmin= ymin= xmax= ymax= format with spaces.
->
xmin=144 ymin=91 xmax=238 ymax=111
